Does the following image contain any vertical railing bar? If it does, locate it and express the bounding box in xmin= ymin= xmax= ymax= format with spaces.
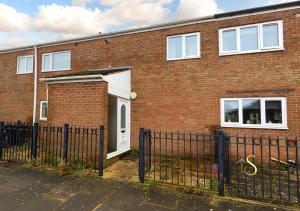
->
xmin=165 ymin=131 xmax=168 ymax=184
xmin=244 ymin=135 xmax=247 ymax=196
xmin=196 ymin=133 xmax=199 ymax=188
xmin=177 ymin=131 xmax=180 ymax=186
xmin=236 ymin=136 xmax=240 ymax=194
xmin=203 ymin=133 xmax=206 ymax=189
xmin=286 ymin=137 xmax=291 ymax=201
xmin=252 ymin=136 xmax=256 ymax=197
xmin=269 ymin=136 xmax=272 ymax=199
xmin=153 ymin=130 xmax=156 ymax=182
xmin=171 ymin=131 xmax=174 ymax=184
xmin=295 ymin=137 xmax=299 ymax=204
xmin=159 ymin=130 xmax=162 ymax=182
xmin=183 ymin=132 xmax=186 ymax=186
xmin=277 ymin=136 xmax=282 ymax=200
xmin=190 ymin=132 xmax=192 ymax=187
xmin=260 ymin=136 xmax=264 ymax=198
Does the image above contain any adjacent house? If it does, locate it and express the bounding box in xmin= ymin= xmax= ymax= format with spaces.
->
xmin=0 ymin=2 xmax=299 ymax=159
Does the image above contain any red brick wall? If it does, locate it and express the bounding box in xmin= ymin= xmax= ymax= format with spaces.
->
xmin=0 ymin=8 xmax=299 ymax=150
xmin=47 ymin=81 xmax=108 ymax=127
xmin=0 ymin=49 xmax=34 ymax=122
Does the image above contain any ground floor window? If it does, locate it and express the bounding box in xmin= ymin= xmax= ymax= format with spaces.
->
xmin=221 ymin=97 xmax=287 ymax=129
xmin=40 ymin=101 xmax=48 ymax=121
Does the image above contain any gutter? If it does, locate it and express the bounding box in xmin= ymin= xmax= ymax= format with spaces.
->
xmin=0 ymin=2 xmax=299 ymax=54
xmin=39 ymin=74 xmax=104 ymax=82
xmin=32 ymin=46 xmax=38 ymax=124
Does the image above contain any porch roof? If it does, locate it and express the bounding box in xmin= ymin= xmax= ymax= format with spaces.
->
xmin=40 ymin=66 xmax=131 ymax=82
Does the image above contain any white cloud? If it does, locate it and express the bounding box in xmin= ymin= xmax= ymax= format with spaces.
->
xmin=0 ymin=0 xmax=223 ymax=49
xmin=175 ymin=0 xmax=223 ymax=20
xmin=71 ymin=0 xmax=96 ymax=6
xmin=0 ymin=3 xmax=32 ymax=31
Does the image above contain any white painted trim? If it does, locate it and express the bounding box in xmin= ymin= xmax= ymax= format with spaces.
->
xmin=47 ymin=79 xmax=104 ymax=85
xmin=219 ymin=20 xmax=284 ymax=56
xmin=1 ymin=5 xmax=297 ymax=54
xmin=107 ymin=148 xmax=131 ymax=159
xmin=16 ymin=55 xmax=33 ymax=74
xmin=39 ymin=101 xmax=48 ymax=121
xmin=220 ymin=97 xmax=288 ymax=130
xmin=40 ymin=74 xmax=104 ymax=82
xmin=41 ymin=50 xmax=71 ymax=72
xmin=167 ymin=32 xmax=200 ymax=61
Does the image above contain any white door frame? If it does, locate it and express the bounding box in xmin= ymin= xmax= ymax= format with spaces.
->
xmin=107 ymin=97 xmax=131 ymax=159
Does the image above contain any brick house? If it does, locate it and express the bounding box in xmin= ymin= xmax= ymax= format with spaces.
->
xmin=0 ymin=2 xmax=299 ymax=159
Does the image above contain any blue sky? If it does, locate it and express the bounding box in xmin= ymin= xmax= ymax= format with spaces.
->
xmin=0 ymin=0 xmax=294 ymax=49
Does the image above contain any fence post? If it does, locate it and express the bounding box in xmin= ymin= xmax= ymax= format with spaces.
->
xmin=0 ymin=122 xmax=4 ymax=160
xmin=217 ymin=129 xmax=225 ymax=196
xmin=31 ymin=123 xmax=38 ymax=159
xmin=139 ymin=128 xmax=145 ymax=183
xmin=63 ymin=124 xmax=69 ymax=163
xmin=99 ymin=125 xmax=104 ymax=176
xmin=147 ymin=129 xmax=152 ymax=172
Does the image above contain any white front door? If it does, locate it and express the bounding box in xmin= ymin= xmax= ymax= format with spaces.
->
xmin=117 ymin=98 xmax=130 ymax=152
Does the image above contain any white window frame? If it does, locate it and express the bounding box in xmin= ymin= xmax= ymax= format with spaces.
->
xmin=42 ymin=50 xmax=71 ymax=72
xmin=167 ymin=32 xmax=200 ymax=61
xmin=219 ymin=20 xmax=284 ymax=56
xmin=220 ymin=97 xmax=287 ymax=129
xmin=40 ymin=101 xmax=48 ymax=121
xmin=17 ymin=55 xmax=33 ymax=74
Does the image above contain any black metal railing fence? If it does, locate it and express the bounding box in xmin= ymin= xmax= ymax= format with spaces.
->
xmin=139 ymin=128 xmax=300 ymax=205
xmin=0 ymin=122 xmax=104 ymax=176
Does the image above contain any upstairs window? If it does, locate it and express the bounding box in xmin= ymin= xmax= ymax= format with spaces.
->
xmin=221 ymin=97 xmax=287 ymax=129
xmin=167 ymin=33 xmax=200 ymax=60
xmin=42 ymin=51 xmax=71 ymax=72
xmin=17 ymin=55 xmax=33 ymax=74
xmin=219 ymin=20 xmax=283 ymax=55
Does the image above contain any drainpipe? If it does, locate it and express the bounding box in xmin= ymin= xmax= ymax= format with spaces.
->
xmin=32 ymin=46 xmax=38 ymax=124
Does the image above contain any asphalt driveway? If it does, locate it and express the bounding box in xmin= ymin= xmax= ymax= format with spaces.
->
xmin=0 ymin=163 xmax=294 ymax=211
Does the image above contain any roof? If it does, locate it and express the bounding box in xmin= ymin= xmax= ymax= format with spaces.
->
xmin=40 ymin=66 xmax=131 ymax=81
xmin=0 ymin=1 xmax=299 ymax=54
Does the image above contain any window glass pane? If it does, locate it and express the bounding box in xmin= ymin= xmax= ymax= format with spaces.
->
xmin=242 ymin=99 xmax=261 ymax=124
xmin=18 ymin=57 xmax=26 ymax=73
xmin=43 ymin=54 xmax=51 ymax=70
xmin=121 ymin=105 xmax=126 ymax=129
xmin=41 ymin=102 xmax=47 ymax=119
xmin=240 ymin=26 xmax=258 ymax=51
xmin=52 ymin=52 xmax=71 ymax=70
xmin=185 ymin=35 xmax=198 ymax=57
xmin=26 ymin=57 xmax=33 ymax=73
xmin=224 ymin=100 xmax=239 ymax=123
xmin=266 ymin=101 xmax=282 ymax=124
xmin=263 ymin=23 xmax=279 ymax=47
xmin=222 ymin=30 xmax=237 ymax=52
xmin=168 ymin=36 xmax=182 ymax=59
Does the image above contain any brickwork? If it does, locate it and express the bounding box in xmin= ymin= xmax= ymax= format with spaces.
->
xmin=0 ymin=7 xmax=299 ymax=150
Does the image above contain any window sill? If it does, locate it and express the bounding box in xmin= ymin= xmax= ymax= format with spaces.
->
xmin=221 ymin=124 xmax=288 ymax=130
xmin=40 ymin=118 xmax=47 ymax=121
xmin=17 ymin=72 xmax=33 ymax=75
xmin=167 ymin=56 xmax=200 ymax=61
xmin=42 ymin=68 xmax=70 ymax=73
xmin=219 ymin=47 xmax=284 ymax=57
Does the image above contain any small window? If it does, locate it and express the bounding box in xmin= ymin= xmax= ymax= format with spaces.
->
xmin=17 ymin=55 xmax=33 ymax=74
xmin=167 ymin=33 xmax=200 ymax=60
xmin=40 ymin=101 xmax=48 ymax=121
xmin=42 ymin=51 xmax=71 ymax=72
xmin=219 ymin=20 xmax=283 ymax=55
xmin=221 ymin=97 xmax=287 ymax=129
xmin=121 ymin=105 xmax=126 ymax=129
